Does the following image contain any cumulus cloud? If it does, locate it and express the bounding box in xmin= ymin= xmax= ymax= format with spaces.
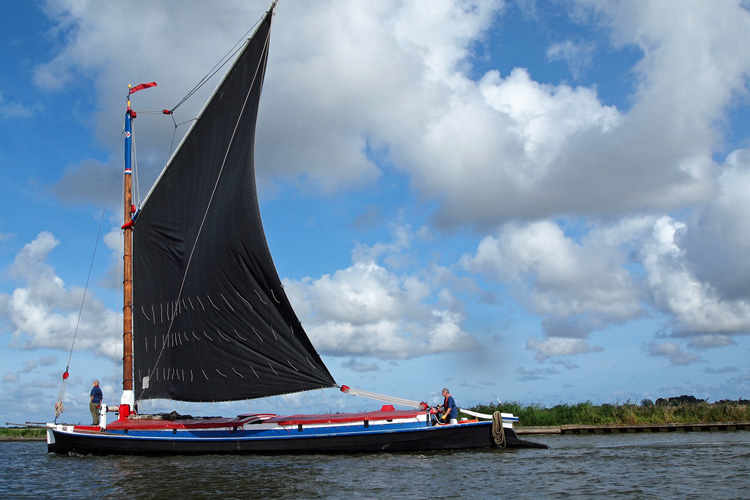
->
xmin=681 ymin=149 xmax=750 ymax=300
xmin=687 ymin=335 xmax=736 ymax=350
xmin=390 ymin=0 xmax=749 ymax=226
xmin=704 ymin=366 xmax=740 ymax=375
xmin=546 ymin=39 xmax=596 ymax=80
xmin=462 ymin=145 xmax=750 ymax=361
xmin=285 ymin=224 xmax=477 ymax=359
xmin=37 ymin=0 xmax=749 ymax=224
xmin=341 ymin=358 xmax=380 ymax=373
xmin=51 ymin=159 xmax=119 ymax=206
xmin=0 ymin=90 xmax=41 ymax=120
xmin=462 ymin=219 xmax=644 ymax=340
xmin=515 ymin=365 xmax=560 ymax=381
xmin=640 ymin=215 xmax=750 ymax=336
xmin=645 ymin=341 xmax=702 ymax=366
xmin=25 ymin=0 xmax=750 ymax=379
xmin=527 ymin=336 xmax=603 ymax=362
xmin=0 ymin=232 xmax=120 ymax=359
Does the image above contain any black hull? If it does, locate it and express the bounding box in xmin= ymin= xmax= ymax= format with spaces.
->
xmin=48 ymin=424 xmax=547 ymax=456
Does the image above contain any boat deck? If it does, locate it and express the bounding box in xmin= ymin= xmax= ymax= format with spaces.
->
xmin=92 ymin=406 xmax=432 ymax=431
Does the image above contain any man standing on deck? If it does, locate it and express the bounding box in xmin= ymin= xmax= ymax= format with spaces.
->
xmin=90 ymin=380 xmax=103 ymax=425
xmin=441 ymin=388 xmax=458 ymax=425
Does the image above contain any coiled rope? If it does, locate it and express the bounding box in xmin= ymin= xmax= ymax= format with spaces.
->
xmin=492 ymin=411 xmax=507 ymax=448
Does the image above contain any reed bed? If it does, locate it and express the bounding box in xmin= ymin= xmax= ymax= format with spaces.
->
xmin=0 ymin=427 xmax=45 ymax=438
xmin=468 ymin=400 xmax=750 ymax=427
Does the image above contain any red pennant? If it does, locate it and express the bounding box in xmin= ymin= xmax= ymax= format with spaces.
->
xmin=129 ymin=82 xmax=157 ymax=94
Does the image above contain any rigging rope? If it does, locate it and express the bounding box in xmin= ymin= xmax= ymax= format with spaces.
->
xmin=339 ymin=386 xmax=426 ymax=409
xmin=167 ymin=14 xmax=265 ymax=115
xmin=161 ymin=9 xmax=268 ymax=159
xmin=55 ymin=182 xmax=112 ymax=421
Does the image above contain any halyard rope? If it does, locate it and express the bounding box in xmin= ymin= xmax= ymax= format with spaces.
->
xmin=55 ymin=174 xmax=112 ymax=421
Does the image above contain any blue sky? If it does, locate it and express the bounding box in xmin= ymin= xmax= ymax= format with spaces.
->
xmin=2 ymin=0 xmax=750 ymax=426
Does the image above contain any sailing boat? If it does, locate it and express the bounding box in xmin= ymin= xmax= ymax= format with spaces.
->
xmin=45 ymin=3 xmax=546 ymax=455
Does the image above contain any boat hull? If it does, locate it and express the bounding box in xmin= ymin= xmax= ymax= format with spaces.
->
xmin=46 ymin=419 xmax=546 ymax=455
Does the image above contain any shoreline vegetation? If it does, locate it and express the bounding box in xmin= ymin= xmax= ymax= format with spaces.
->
xmin=470 ymin=396 xmax=750 ymax=427
xmin=3 ymin=396 xmax=749 ymax=440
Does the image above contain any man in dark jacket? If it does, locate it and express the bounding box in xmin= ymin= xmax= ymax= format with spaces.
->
xmin=90 ymin=380 xmax=103 ymax=425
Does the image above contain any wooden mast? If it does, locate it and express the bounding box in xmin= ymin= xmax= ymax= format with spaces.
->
xmin=123 ymin=87 xmax=135 ymax=395
xmin=120 ymin=82 xmax=156 ymax=413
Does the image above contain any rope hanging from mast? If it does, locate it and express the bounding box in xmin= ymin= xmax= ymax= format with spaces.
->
xmin=54 ymin=178 xmax=113 ymax=422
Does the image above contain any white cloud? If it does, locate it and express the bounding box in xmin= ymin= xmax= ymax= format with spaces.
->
xmin=515 ymin=365 xmax=560 ymax=381
xmin=687 ymin=335 xmax=736 ymax=350
xmin=645 ymin=341 xmax=701 ymax=366
xmin=391 ymin=0 xmax=750 ymax=226
xmin=0 ymin=90 xmax=40 ymax=119
xmin=341 ymin=358 xmax=380 ymax=373
xmin=546 ymin=39 xmax=596 ymax=79
xmin=526 ymin=336 xmax=602 ymax=362
xmin=462 ymin=180 xmax=750 ymax=360
xmin=21 ymin=0 xmax=750 ymax=397
xmin=0 ymin=232 xmax=120 ymax=358
xmin=681 ymin=149 xmax=750 ymax=300
xmin=284 ymin=225 xmax=477 ymax=359
xmin=641 ymin=215 xmax=750 ymax=335
xmin=462 ymin=219 xmax=644 ymax=339
xmin=31 ymin=0 xmax=749 ymax=235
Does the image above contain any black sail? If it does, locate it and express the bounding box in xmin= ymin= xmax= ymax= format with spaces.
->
xmin=132 ymin=7 xmax=335 ymax=402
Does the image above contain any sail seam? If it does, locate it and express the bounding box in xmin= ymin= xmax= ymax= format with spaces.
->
xmin=221 ymin=293 xmax=235 ymax=311
xmin=207 ymin=295 xmax=221 ymax=311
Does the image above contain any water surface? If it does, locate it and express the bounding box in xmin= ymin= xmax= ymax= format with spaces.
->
xmin=1 ymin=431 xmax=748 ymax=499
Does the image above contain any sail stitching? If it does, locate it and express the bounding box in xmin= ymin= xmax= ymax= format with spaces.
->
xmin=138 ymin=27 xmax=273 ymax=400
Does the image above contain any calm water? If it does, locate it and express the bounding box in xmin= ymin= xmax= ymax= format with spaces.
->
xmin=1 ymin=431 xmax=749 ymax=499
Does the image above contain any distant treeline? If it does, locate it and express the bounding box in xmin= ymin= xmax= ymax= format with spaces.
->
xmin=469 ymin=396 xmax=750 ymax=427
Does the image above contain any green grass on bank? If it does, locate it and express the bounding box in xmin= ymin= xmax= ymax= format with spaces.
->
xmin=468 ymin=400 xmax=750 ymax=427
xmin=0 ymin=427 xmax=45 ymax=438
